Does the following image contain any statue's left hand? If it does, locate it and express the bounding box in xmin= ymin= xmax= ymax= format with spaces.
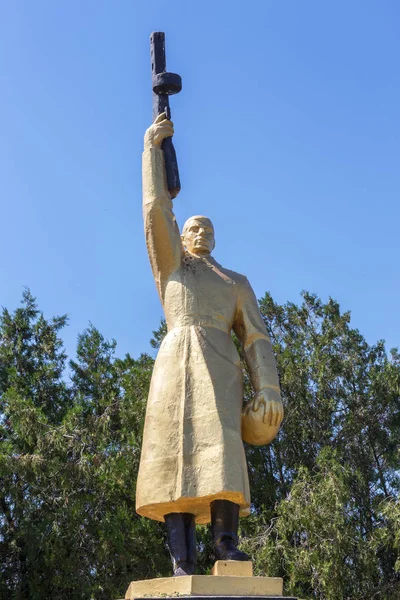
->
xmin=249 ymin=389 xmax=284 ymax=427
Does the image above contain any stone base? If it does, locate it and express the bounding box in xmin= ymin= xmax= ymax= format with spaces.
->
xmin=127 ymin=597 xmax=297 ymax=600
xmin=211 ymin=560 xmax=253 ymax=577
xmin=124 ymin=575 xmax=284 ymax=599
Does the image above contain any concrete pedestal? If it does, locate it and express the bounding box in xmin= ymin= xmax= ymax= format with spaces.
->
xmin=124 ymin=561 xmax=296 ymax=600
xmin=127 ymin=597 xmax=296 ymax=600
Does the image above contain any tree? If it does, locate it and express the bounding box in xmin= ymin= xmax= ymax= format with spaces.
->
xmin=0 ymin=290 xmax=399 ymax=599
xmin=0 ymin=292 xmax=169 ymax=599
xmin=240 ymin=291 xmax=400 ymax=599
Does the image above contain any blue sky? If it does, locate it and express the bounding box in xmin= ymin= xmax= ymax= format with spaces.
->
xmin=1 ymin=0 xmax=399 ymax=362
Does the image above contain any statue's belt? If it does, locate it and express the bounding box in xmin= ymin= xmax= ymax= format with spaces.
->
xmin=169 ymin=318 xmax=231 ymax=334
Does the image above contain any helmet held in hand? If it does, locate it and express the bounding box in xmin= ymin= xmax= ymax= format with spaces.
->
xmin=241 ymin=389 xmax=284 ymax=446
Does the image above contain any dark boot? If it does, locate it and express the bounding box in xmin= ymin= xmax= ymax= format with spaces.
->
xmin=165 ymin=513 xmax=196 ymax=576
xmin=185 ymin=512 xmax=197 ymax=571
xmin=211 ymin=500 xmax=249 ymax=561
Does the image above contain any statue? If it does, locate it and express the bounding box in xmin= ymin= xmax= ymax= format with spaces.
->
xmin=136 ymin=33 xmax=284 ymax=578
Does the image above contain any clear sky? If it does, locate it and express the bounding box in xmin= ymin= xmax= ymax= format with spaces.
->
xmin=1 ymin=0 xmax=399 ymax=362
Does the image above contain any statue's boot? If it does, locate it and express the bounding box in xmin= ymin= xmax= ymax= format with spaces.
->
xmin=211 ymin=499 xmax=250 ymax=561
xmin=165 ymin=512 xmax=196 ymax=576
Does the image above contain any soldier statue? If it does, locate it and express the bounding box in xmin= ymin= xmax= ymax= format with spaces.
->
xmin=136 ymin=113 xmax=284 ymax=576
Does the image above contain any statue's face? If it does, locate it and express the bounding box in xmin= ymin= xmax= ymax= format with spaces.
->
xmin=182 ymin=216 xmax=215 ymax=257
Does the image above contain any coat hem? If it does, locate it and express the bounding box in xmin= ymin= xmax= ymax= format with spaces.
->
xmin=136 ymin=491 xmax=250 ymax=524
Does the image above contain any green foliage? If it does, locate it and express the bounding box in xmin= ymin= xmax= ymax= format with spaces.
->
xmin=0 ymin=292 xmax=169 ymax=599
xmin=0 ymin=290 xmax=399 ymax=599
xmin=240 ymin=291 xmax=400 ymax=599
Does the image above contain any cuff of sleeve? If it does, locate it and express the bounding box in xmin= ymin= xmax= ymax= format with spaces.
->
xmin=256 ymin=385 xmax=281 ymax=395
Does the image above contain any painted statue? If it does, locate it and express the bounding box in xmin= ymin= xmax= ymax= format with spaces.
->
xmin=136 ymin=113 xmax=284 ymax=576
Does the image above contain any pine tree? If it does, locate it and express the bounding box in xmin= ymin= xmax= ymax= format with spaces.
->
xmin=0 ymin=290 xmax=399 ymax=599
xmin=240 ymin=291 xmax=400 ymax=599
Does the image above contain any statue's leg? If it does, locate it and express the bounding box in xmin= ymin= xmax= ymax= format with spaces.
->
xmin=211 ymin=500 xmax=249 ymax=561
xmin=184 ymin=513 xmax=197 ymax=572
xmin=165 ymin=512 xmax=196 ymax=576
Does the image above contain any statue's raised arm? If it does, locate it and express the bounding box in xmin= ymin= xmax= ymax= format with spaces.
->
xmin=142 ymin=114 xmax=182 ymax=298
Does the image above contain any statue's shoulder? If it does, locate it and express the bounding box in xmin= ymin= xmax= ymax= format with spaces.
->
xmin=228 ymin=269 xmax=249 ymax=286
xmin=215 ymin=261 xmax=251 ymax=288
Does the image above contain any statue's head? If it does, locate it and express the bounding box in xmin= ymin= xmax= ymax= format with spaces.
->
xmin=181 ymin=215 xmax=215 ymax=257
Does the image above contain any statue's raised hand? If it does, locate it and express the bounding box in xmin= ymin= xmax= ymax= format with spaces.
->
xmin=145 ymin=113 xmax=174 ymax=149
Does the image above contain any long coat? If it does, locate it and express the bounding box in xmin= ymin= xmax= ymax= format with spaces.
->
xmin=136 ymin=147 xmax=280 ymax=524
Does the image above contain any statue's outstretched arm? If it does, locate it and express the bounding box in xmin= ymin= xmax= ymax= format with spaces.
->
xmin=142 ymin=114 xmax=182 ymax=297
xmin=233 ymin=279 xmax=284 ymax=428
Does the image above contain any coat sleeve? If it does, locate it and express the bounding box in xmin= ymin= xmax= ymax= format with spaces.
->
xmin=142 ymin=146 xmax=182 ymax=297
xmin=233 ymin=278 xmax=281 ymax=395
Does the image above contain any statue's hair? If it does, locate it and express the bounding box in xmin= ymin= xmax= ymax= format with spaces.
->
xmin=182 ymin=215 xmax=214 ymax=237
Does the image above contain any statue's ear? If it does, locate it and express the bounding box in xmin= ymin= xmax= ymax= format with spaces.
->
xmin=181 ymin=234 xmax=186 ymax=247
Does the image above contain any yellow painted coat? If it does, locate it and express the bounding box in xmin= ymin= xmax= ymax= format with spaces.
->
xmin=136 ymin=147 xmax=280 ymax=524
